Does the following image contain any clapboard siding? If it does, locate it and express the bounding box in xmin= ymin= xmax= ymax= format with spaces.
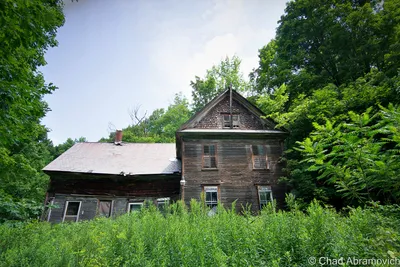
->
xmin=182 ymin=138 xmax=286 ymax=212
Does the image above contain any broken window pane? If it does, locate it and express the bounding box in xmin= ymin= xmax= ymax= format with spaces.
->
xmin=66 ymin=202 xmax=80 ymax=216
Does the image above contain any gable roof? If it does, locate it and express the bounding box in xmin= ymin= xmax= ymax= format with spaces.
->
xmin=43 ymin=143 xmax=181 ymax=176
xmin=178 ymin=89 xmax=286 ymax=132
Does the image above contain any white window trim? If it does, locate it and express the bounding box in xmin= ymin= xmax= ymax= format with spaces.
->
xmin=204 ymin=186 xmax=219 ymax=207
xmin=46 ymin=198 xmax=54 ymax=222
xmin=127 ymin=202 xmax=143 ymax=213
xmin=157 ymin=197 xmax=170 ymax=207
xmin=62 ymin=201 xmax=82 ymax=222
xmin=258 ymin=186 xmax=273 ymax=210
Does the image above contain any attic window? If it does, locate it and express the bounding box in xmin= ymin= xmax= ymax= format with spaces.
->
xmin=223 ymin=114 xmax=239 ymax=128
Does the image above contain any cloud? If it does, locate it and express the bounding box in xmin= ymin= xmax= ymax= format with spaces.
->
xmin=148 ymin=0 xmax=283 ymax=102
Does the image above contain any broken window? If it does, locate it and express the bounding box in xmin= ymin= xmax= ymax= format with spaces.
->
xmin=204 ymin=186 xmax=218 ymax=209
xmin=203 ymin=144 xmax=217 ymax=168
xmin=258 ymin=186 xmax=273 ymax=210
xmin=252 ymin=145 xmax=270 ymax=169
xmin=128 ymin=202 xmax=143 ymax=213
xmin=98 ymin=200 xmax=112 ymax=217
xmin=63 ymin=201 xmax=81 ymax=222
xmin=223 ymin=114 xmax=239 ymax=128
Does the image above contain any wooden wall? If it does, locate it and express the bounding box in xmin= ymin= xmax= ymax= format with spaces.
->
xmin=45 ymin=173 xmax=180 ymax=222
xmin=193 ymin=96 xmax=268 ymax=130
xmin=182 ymin=138 xmax=286 ymax=212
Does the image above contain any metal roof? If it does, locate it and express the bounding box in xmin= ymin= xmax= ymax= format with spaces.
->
xmin=43 ymin=143 xmax=181 ymax=175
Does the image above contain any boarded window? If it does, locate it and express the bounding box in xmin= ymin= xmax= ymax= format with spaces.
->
xmin=128 ymin=202 xmax=143 ymax=213
xmin=204 ymin=186 xmax=218 ymax=208
xmin=203 ymin=144 xmax=217 ymax=168
xmin=63 ymin=201 xmax=81 ymax=222
xmin=258 ymin=186 xmax=273 ymax=210
xmin=98 ymin=200 xmax=112 ymax=217
xmin=223 ymin=114 xmax=239 ymax=128
xmin=252 ymin=145 xmax=270 ymax=169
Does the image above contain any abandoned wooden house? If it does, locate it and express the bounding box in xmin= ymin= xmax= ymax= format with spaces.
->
xmin=43 ymin=89 xmax=288 ymax=222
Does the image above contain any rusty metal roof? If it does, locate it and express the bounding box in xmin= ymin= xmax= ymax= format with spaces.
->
xmin=43 ymin=143 xmax=181 ymax=176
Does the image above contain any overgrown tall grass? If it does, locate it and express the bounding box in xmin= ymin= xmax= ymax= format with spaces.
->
xmin=0 ymin=200 xmax=399 ymax=267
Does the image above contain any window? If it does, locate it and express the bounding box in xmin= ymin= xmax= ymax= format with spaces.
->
xmin=223 ymin=114 xmax=239 ymax=128
xmin=128 ymin=202 xmax=143 ymax=213
xmin=63 ymin=201 xmax=81 ymax=222
xmin=258 ymin=186 xmax=273 ymax=210
xmin=203 ymin=144 xmax=217 ymax=168
xmin=98 ymin=200 xmax=112 ymax=217
xmin=204 ymin=186 xmax=218 ymax=208
xmin=157 ymin=198 xmax=170 ymax=213
xmin=252 ymin=145 xmax=270 ymax=169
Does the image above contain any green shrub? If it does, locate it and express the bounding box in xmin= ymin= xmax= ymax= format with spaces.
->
xmin=0 ymin=200 xmax=399 ymax=266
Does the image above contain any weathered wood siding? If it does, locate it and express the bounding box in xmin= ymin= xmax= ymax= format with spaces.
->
xmin=182 ymin=139 xmax=286 ymax=212
xmin=193 ymin=96 xmax=268 ymax=130
xmin=46 ymin=173 xmax=180 ymax=222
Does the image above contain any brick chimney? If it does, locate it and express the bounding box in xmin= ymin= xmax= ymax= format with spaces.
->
xmin=115 ymin=130 xmax=123 ymax=145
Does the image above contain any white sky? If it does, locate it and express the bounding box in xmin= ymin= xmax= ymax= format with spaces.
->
xmin=41 ymin=0 xmax=288 ymax=144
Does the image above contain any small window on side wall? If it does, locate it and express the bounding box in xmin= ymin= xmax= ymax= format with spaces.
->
xmin=98 ymin=200 xmax=112 ymax=217
xmin=157 ymin=197 xmax=170 ymax=213
xmin=203 ymin=144 xmax=217 ymax=169
xmin=252 ymin=145 xmax=270 ymax=170
xmin=63 ymin=201 xmax=81 ymax=222
xmin=128 ymin=202 xmax=143 ymax=213
xmin=204 ymin=186 xmax=218 ymax=208
xmin=258 ymin=186 xmax=273 ymax=210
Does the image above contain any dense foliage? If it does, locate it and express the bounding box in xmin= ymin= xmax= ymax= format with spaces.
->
xmin=1 ymin=200 xmax=399 ymax=266
xmin=251 ymin=0 xmax=400 ymax=207
xmin=0 ymin=0 xmax=65 ymax=222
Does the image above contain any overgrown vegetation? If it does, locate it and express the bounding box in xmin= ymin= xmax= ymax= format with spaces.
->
xmin=1 ymin=200 xmax=399 ymax=266
xmin=1 ymin=0 xmax=400 ymax=221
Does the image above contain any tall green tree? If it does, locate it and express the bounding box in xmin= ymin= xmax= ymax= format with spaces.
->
xmin=0 ymin=0 xmax=64 ymax=222
xmin=191 ymin=56 xmax=250 ymax=113
xmin=252 ymin=0 xmax=400 ymax=99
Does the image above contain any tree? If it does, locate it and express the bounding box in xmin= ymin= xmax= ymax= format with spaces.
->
xmin=191 ymin=56 xmax=250 ymax=113
xmin=252 ymin=0 xmax=400 ymax=100
xmin=0 ymin=0 xmax=65 ymax=222
xmin=100 ymin=93 xmax=191 ymax=143
xmin=295 ymin=105 xmax=400 ymax=206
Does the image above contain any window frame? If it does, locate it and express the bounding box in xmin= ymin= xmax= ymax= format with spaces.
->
xmin=127 ymin=202 xmax=143 ymax=213
xmin=157 ymin=197 xmax=170 ymax=212
xmin=251 ymin=145 xmax=270 ymax=170
xmin=98 ymin=199 xmax=113 ymax=217
xmin=257 ymin=185 xmax=273 ymax=210
xmin=62 ymin=201 xmax=82 ymax=222
xmin=222 ymin=114 xmax=240 ymax=128
xmin=202 ymin=144 xmax=218 ymax=169
xmin=203 ymin=185 xmax=219 ymax=208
